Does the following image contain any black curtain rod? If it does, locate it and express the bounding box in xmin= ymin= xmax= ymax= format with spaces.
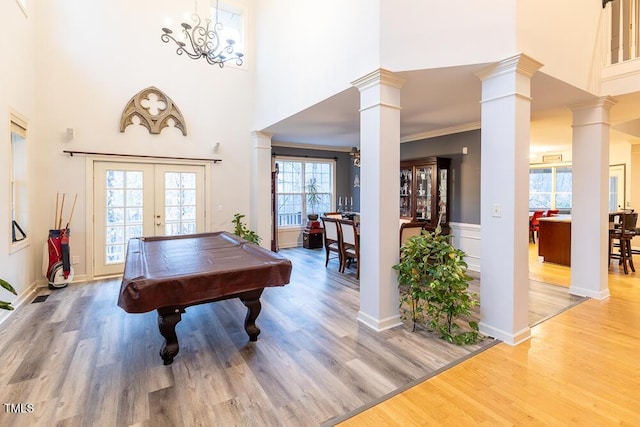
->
xmin=272 ymin=153 xmax=339 ymax=160
xmin=63 ymin=150 xmax=222 ymax=163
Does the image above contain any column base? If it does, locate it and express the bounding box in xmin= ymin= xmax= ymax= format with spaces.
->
xmin=357 ymin=310 xmax=402 ymax=332
xmin=479 ymin=323 xmax=531 ymax=346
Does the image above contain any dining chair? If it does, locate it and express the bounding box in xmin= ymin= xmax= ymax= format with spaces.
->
xmin=324 ymin=212 xmax=343 ymax=219
xmin=529 ymin=210 xmax=545 ymax=243
xmin=320 ymin=217 xmax=342 ymax=270
xmin=609 ymin=211 xmax=637 ymax=274
xmin=400 ymin=222 xmax=424 ymax=248
xmin=338 ymin=219 xmax=359 ymax=279
xmin=399 ymin=217 xmax=412 ymax=227
xmin=545 ymin=209 xmax=559 ymax=217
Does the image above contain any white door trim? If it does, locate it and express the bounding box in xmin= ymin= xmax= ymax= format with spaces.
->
xmin=85 ymin=155 xmax=212 ymax=280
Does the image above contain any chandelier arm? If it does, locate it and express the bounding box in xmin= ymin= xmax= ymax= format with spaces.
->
xmin=161 ymin=32 xmax=192 ymax=59
xmin=180 ymin=29 xmax=205 ymax=60
xmin=161 ymin=4 xmax=244 ymax=66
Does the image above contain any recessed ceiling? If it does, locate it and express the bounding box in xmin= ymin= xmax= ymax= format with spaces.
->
xmin=264 ymin=63 xmax=640 ymax=150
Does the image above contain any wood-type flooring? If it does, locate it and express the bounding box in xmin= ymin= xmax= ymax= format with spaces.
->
xmin=339 ymin=248 xmax=640 ymax=425
xmin=0 ymin=246 xmax=586 ymax=426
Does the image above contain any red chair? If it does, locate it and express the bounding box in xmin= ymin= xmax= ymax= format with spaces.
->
xmin=529 ymin=210 xmax=545 ymax=243
xmin=545 ymin=209 xmax=559 ymax=217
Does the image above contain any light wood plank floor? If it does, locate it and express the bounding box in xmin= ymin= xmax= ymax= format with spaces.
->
xmin=0 ymin=247 xmax=586 ymax=426
xmin=339 ymin=251 xmax=640 ymax=426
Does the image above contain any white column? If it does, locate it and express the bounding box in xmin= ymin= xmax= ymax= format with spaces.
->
xmin=251 ymin=131 xmax=273 ymax=249
xmin=476 ymin=54 xmax=542 ymax=346
xmin=351 ymin=69 xmax=405 ymax=331
xmin=570 ymin=98 xmax=616 ymax=299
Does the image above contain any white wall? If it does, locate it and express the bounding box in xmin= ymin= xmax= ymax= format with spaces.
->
xmin=517 ymin=0 xmax=603 ymax=92
xmin=380 ymin=0 xmax=516 ymax=70
xmin=0 ymin=0 xmax=38 ymax=317
xmin=0 ymin=0 xmax=257 ymax=293
xmin=253 ymin=0 xmax=380 ymax=131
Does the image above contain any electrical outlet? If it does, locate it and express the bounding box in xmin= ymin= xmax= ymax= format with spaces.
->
xmin=491 ymin=204 xmax=501 ymax=218
xmin=72 ymin=256 xmax=80 ymax=265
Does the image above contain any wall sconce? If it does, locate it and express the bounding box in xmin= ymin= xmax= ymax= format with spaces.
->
xmin=66 ymin=128 xmax=75 ymax=141
xmin=350 ymin=146 xmax=361 ymax=167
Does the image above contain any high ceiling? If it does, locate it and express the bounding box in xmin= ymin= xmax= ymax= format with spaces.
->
xmin=263 ymin=63 xmax=640 ymax=152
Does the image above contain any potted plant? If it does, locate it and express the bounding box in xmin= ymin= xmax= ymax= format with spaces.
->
xmin=393 ymin=210 xmax=481 ymax=345
xmin=1 ymin=278 xmax=17 ymax=311
xmin=231 ymin=213 xmax=261 ymax=245
xmin=306 ymin=177 xmax=322 ymax=220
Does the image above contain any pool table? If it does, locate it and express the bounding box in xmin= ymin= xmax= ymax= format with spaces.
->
xmin=118 ymin=231 xmax=292 ymax=364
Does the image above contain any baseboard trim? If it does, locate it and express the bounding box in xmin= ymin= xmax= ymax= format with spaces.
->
xmin=569 ymin=286 xmax=610 ymax=300
xmin=479 ymin=323 xmax=531 ymax=346
xmin=0 ymin=279 xmax=39 ymax=326
xmin=356 ymin=311 xmax=402 ymax=332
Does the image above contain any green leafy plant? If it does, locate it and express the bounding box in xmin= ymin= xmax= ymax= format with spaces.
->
xmin=306 ymin=177 xmax=322 ymax=218
xmin=232 ymin=213 xmax=261 ymax=245
xmin=393 ymin=225 xmax=480 ymax=345
xmin=1 ymin=278 xmax=17 ymax=311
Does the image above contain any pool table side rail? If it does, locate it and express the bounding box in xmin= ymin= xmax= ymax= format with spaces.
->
xmin=118 ymin=232 xmax=292 ymax=313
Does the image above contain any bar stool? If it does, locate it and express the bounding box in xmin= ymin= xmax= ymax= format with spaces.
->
xmin=609 ymin=212 xmax=638 ymax=274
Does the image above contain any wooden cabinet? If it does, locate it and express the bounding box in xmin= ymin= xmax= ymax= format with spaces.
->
xmin=302 ymin=230 xmax=323 ymax=249
xmin=400 ymin=157 xmax=451 ymax=233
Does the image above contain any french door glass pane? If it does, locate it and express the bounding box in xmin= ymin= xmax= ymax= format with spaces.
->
xmin=164 ymin=172 xmax=197 ymax=236
xmin=104 ymin=170 xmax=144 ymax=264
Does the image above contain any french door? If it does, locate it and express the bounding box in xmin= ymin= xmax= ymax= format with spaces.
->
xmin=93 ymin=162 xmax=205 ymax=276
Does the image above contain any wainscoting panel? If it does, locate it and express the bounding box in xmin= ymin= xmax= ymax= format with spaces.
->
xmin=277 ymin=227 xmax=303 ymax=249
xmin=450 ymin=222 xmax=481 ymax=272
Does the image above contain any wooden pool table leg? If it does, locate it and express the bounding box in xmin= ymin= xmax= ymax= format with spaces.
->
xmin=240 ymin=289 xmax=264 ymax=341
xmin=157 ymin=308 xmax=184 ymax=365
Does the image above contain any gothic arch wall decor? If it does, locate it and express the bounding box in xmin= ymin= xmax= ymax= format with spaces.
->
xmin=120 ymin=86 xmax=187 ymax=135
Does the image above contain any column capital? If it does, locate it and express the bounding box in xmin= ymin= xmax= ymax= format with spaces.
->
xmin=570 ymin=96 xmax=617 ymax=113
xmin=351 ymin=68 xmax=406 ymax=92
xmin=251 ymin=131 xmax=273 ymax=149
xmin=476 ymin=53 xmax=543 ymax=82
xmin=571 ymin=96 xmax=617 ymax=127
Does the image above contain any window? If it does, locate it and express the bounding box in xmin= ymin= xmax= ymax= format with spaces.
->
xmin=275 ymin=159 xmax=335 ymax=227
xmin=529 ymin=165 xmax=572 ymax=211
xmin=10 ymin=114 xmax=29 ymax=250
xmin=16 ymin=0 xmax=27 ymax=17
xmin=554 ymin=167 xmax=572 ymax=209
xmin=214 ymin=1 xmax=245 ymax=63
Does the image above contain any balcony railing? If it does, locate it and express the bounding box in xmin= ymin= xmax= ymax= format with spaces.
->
xmin=608 ymin=0 xmax=640 ymax=64
xmin=277 ymin=212 xmax=302 ymax=227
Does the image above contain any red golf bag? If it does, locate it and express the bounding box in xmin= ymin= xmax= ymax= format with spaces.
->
xmin=42 ymin=228 xmax=74 ymax=289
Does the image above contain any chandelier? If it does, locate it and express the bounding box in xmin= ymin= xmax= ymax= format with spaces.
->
xmin=161 ymin=0 xmax=244 ymax=67
xmin=350 ymin=147 xmax=361 ymax=167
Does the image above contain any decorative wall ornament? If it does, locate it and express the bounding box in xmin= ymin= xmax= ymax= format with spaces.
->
xmin=120 ymin=86 xmax=187 ymax=135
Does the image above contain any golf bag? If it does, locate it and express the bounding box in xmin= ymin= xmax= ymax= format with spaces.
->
xmin=42 ymin=228 xmax=74 ymax=289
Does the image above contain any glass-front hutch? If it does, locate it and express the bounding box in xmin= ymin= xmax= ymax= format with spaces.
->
xmin=400 ymin=157 xmax=451 ymax=233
